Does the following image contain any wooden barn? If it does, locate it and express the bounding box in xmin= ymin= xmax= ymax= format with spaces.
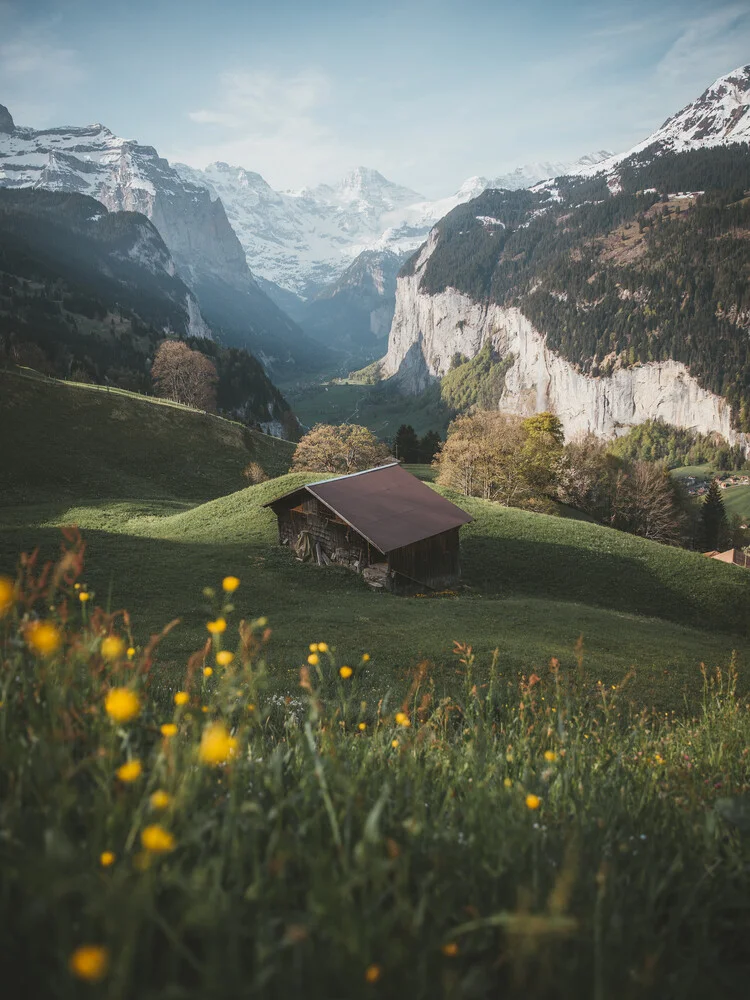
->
xmin=263 ymin=463 xmax=473 ymax=593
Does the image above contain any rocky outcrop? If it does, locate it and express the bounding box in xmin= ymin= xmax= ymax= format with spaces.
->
xmin=382 ymin=234 xmax=748 ymax=450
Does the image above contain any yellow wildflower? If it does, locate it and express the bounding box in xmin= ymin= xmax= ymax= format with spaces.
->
xmin=395 ymin=712 xmax=411 ymax=728
xmin=365 ymin=964 xmax=382 ymax=984
xmin=247 ymin=703 xmax=256 ymax=712
xmin=26 ymin=620 xmax=61 ymax=657
xmin=362 ymin=653 xmax=370 ymax=662
xmin=140 ymin=824 xmax=175 ymax=854
xmin=339 ymin=665 xmax=353 ymax=679
xmin=544 ymin=750 xmax=557 ymax=762
xmin=441 ymin=942 xmax=459 ymax=957
xmin=391 ymin=739 xmax=399 ymax=749
xmin=358 ymin=722 xmax=367 ymax=731
xmin=150 ymin=790 xmax=171 ymax=810
xmin=105 ymin=688 xmax=140 ymax=724
xmin=160 ymin=723 xmax=178 ymax=738
xmin=318 ymin=642 xmax=329 ymax=653
xmin=309 ymin=642 xmax=318 ymax=652
xmin=199 ymin=722 xmax=235 ymax=765
xmin=127 ymin=646 xmax=135 ymax=658
xmin=0 ymin=575 xmax=14 ymax=617
xmin=99 ymin=851 xmax=115 ymax=867
xmin=203 ymin=667 xmax=213 ymax=677
xmin=222 ymin=576 xmax=240 ymax=593
xmin=69 ymin=945 xmax=109 ymax=982
xmin=216 ymin=650 xmax=234 ymax=666
xmin=116 ymin=760 xmax=142 ymax=783
xmin=503 ymin=777 xmax=513 ymax=788
xmin=174 ymin=691 xmax=189 ymax=706
xmin=307 ymin=653 xmax=319 ymax=666
xmin=79 ymin=592 xmax=90 ymax=603
xmin=206 ymin=618 xmax=226 ymax=634
xmin=100 ymin=635 xmax=125 ymax=661
xmin=525 ymin=794 xmax=541 ymax=810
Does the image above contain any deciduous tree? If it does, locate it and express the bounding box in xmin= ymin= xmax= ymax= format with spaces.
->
xmin=151 ymin=340 xmax=217 ymax=411
xmin=291 ymin=424 xmax=392 ymax=475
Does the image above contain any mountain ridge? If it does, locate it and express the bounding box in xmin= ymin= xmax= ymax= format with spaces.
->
xmin=0 ymin=103 xmax=324 ymax=376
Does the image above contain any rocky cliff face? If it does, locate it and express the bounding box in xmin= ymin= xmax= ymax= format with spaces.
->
xmin=383 ymin=235 xmax=748 ymax=449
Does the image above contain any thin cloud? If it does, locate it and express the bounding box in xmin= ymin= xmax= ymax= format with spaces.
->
xmin=656 ymin=4 xmax=750 ymax=85
xmin=177 ymin=69 xmax=380 ymax=188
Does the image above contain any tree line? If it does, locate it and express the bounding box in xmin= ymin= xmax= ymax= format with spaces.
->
xmin=435 ymin=410 xmax=747 ymax=551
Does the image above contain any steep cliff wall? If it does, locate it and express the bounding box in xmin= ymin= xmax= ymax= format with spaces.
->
xmin=383 ymin=235 xmax=748 ymax=449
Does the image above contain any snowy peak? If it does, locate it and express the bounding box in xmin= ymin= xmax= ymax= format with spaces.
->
xmin=579 ymin=65 xmax=750 ymax=175
xmin=302 ymin=166 xmax=423 ymax=214
xmin=655 ymin=64 xmax=750 ymax=148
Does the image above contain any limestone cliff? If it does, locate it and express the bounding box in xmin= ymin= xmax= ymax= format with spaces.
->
xmin=382 ymin=235 xmax=748 ymax=450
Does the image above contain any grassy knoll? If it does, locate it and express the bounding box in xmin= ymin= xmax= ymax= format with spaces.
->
xmin=0 ymin=370 xmax=295 ymax=502
xmin=1 ymin=473 xmax=747 ymax=711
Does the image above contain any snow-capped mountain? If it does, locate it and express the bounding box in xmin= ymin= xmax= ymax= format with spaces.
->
xmin=177 ymin=153 xmax=611 ymax=299
xmin=378 ymin=64 xmax=750 ymax=454
xmin=0 ymin=104 xmax=323 ymax=373
xmin=578 ymin=64 xmax=750 ymax=175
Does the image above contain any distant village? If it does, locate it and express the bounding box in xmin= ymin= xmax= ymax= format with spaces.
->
xmin=682 ymin=473 xmax=750 ymax=498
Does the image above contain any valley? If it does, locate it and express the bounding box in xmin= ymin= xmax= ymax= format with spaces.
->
xmin=3 ymin=38 xmax=750 ymax=1000
xmin=2 ymin=373 xmax=747 ymax=715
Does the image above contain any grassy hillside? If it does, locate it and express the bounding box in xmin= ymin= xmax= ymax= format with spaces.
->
xmin=1 ymin=469 xmax=747 ymax=711
xmin=0 ymin=370 xmax=295 ymax=503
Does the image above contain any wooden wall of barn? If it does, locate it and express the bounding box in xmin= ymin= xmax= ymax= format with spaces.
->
xmin=387 ymin=527 xmax=460 ymax=592
xmin=272 ymin=493 xmax=378 ymax=571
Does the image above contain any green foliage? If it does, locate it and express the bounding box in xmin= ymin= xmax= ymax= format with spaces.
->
xmin=394 ymin=423 xmax=420 ymax=462
xmin=610 ymin=419 xmax=747 ymax=470
xmin=440 ymin=341 xmax=514 ymax=412
xmin=702 ymin=479 xmax=731 ymax=551
xmin=2 ymin=548 xmax=750 ymax=997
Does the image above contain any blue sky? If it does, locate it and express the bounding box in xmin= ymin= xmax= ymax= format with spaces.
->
xmin=1 ymin=0 xmax=749 ymax=195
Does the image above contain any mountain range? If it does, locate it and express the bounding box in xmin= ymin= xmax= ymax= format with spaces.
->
xmin=1 ymin=62 xmax=749 ymax=449
xmin=381 ymin=64 xmax=750 ymax=452
xmin=0 ymin=104 xmax=323 ymax=376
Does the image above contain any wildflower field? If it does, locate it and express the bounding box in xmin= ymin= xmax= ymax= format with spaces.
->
xmin=2 ymin=537 xmax=750 ymax=999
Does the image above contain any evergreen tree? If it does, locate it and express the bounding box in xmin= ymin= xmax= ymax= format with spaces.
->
xmin=701 ymin=479 xmax=730 ymax=551
xmin=394 ymin=424 xmax=420 ymax=463
xmin=418 ymin=430 xmax=442 ymax=464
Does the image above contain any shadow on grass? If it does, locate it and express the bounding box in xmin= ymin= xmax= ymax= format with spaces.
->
xmin=462 ymin=532 xmax=749 ymax=636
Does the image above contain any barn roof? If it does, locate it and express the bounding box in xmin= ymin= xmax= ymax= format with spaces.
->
xmin=263 ymin=463 xmax=473 ymax=554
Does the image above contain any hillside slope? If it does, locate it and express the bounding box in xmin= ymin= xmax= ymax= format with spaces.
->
xmin=0 ymin=370 xmax=295 ymax=503
xmin=0 ymin=189 xmax=297 ymax=431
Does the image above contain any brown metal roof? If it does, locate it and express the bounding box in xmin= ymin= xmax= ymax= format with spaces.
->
xmin=264 ymin=463 xmax=473 ymax=553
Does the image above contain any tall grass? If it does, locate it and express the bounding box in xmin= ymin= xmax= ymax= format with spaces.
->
xmin=2 ymin=533 xmax=749 ymax=999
